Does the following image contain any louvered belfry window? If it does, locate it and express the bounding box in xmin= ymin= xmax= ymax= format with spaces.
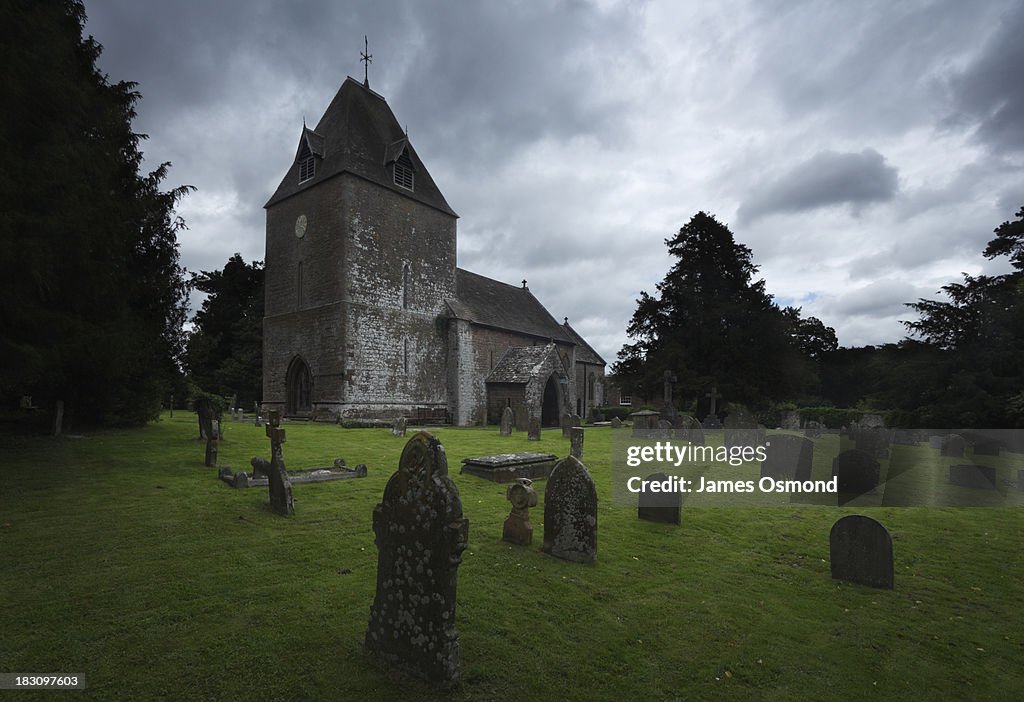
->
xmin=394 ymin=149 xmax=414 ymax=190
xmin=298 ymin=142 xmax=315 ymax=183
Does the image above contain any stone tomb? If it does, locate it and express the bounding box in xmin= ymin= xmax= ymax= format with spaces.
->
xmin=949 ymin=464 xmax=998 ymax=490
xmin=460 ymin=452 xmax=557 ymax=483
xmin=637 ymin=471 xmax=681 ymax=525
xmin=542 ymin=455 xmax=597 ymax=563
xmin=831 ymin=449 xmax=881 ymax=496
xmin=365 ymin=432 xmax=469 ymax=689
xmin=829 ymin=514 xmax=894 ymax=589
xmin=760 ymin=434 xmax=813 ymax=482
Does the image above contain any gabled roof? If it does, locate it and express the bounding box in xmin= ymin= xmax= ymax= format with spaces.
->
xmin=296 ymin=127 xmax=325 ymax=158
xmin=562 ymin=320 xmax=606 ymax=366
xmin=486 ymin=345 xmax=558 ymax=384
xmin=447 ymin=269 xmax=574 ymax=343
xmin=265 ymin=77 xmax=456 ymax=216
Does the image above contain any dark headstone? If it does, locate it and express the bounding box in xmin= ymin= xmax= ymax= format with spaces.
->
xmin=804 ymin=420 xmax=823 ymax=439
xmin=941 ymin=434 xmax=965 ymax=457
xmin=251 ymin=456 xmax=270 ymax=479
xmin=972 ymin=441 xmax=1000 ymax=457
xmin=500 ymin=406 xmax=514 ymax=436
xmin=570 ymin=426 xmax=584 ymax=460
xmin=675 ymin=415 xmax=705 ymax=445
xmin=542 ymin=455 xmax=597 ymax=563
xmin=630 ymin=410 xmax=659 ymax=438
xmin=365 ymin=432 xmax=468 ymax=689
xmin=831 ymin=449 xmax=880 ymax=496
xmin=503 ymin=478 xmax=538 ymax=546
xmin=856 ymin=427 xmax=891 ymax=459
xmin=233 ymin=471 xmax=249 ymax=488
xmin=928 ymin=435 xmax=944 ymax=450
xmin=829 ymin=515 xmax=894 ymax=589
xmin=610 ymin=416 xmax=622 ymax=429
xmin=637 ymin=472 xmax=681 ymax=525
xmin=354 ymin=463 xmax=368 ymax=477
xmin=760 ymin=434 xmax=813 ymax=481
xmin=949 ymin=464 xmax=998 ymax=490
xmin=527 ymin=416 xmax=541 ymax=441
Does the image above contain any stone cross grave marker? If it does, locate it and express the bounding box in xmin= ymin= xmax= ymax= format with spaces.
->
xmin=760 ymin=434 xmax=814 ymax=482
xmin=570 ymin=426 xmax=584 ymax=460
xmin=365 ymin=432 xmax=469 ymax=688
xmin=542 ymin=455 xmax=597 ymax=563
xmin=704 ymin=385 xmax=723 ymax=428
xmin=503 ymin=478 xmax=538 ymax=546
xmin=637 ymin=472 xmax=681 ymax=525
xmin=829 ymin=514 xmax=894 ymax=589
xmin=500 ymin=406 xmax=514 ymax=436
xmin=264 ymin=411 xmax=294 ymax=515
xmin=527 ymin=416 xmax=541 ymax=441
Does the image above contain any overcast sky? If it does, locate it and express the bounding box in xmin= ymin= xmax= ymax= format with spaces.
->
xmin=85 ymin=0 xmax=1024 ymax=364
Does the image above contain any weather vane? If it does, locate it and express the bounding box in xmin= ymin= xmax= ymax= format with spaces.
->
xmin=360 ymin=35 xmax=373 ymax=87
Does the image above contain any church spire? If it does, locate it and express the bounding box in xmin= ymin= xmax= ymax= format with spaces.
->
xmin=360 ymin=35 xmax=373 ymax=88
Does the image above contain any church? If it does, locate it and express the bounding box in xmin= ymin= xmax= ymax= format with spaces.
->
xmin=261 ymin=74 xmax=605 ymax=426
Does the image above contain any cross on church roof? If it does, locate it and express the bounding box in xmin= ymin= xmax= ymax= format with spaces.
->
xmin=360 ymin=35 xmax=373 ymax=87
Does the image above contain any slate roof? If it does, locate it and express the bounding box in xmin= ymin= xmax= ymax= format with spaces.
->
xmin=448 ymin=269 xmax=574 ymax=343
xmin=486 ymin=345 xmax=556 ymax=384
xmin=265 ymin=77 xmax=457 ymax=216
xmin=562 ymin=321 xmax=606 ymax=366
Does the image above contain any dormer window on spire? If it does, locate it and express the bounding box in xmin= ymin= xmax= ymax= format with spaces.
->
xmin=298 ymin=141 xmax=315 ymax=184
xmin=394 ymin=149 xmax=414 ymax=191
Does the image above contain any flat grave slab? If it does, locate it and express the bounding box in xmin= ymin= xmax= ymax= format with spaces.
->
xmin=460 ymin=452 xmax=558 ymax=483
xmin=219 ymin=463 xmax=366 ymax=488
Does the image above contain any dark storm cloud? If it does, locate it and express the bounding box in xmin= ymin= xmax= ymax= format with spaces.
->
xmin=946 ymin=3 xmax=1024 ymax=154
xmin=738 ymin=149 xmax=899 ymax=223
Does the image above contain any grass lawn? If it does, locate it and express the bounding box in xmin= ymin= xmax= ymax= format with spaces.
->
xmin=2 ymin=414 xmax=1023 ymax=700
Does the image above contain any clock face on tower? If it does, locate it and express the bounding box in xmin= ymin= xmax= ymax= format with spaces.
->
xmin=294 ymin=214 xmax=307 ymax=239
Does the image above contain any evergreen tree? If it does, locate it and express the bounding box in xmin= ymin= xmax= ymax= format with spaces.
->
xmin=0 ymin=1 xmax=191 ymax=426
xmin=612 ymin=212 xmax=804 ymax=409
xmin=186 ymin=254 xmax=264 ymax=405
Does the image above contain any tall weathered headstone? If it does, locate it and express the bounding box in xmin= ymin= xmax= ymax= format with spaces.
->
xmin=527 ymin=416 xmax=541 ymax=441
xmin=365 ymin=432 xmax=469 ymax=688
xmin=392 ymin=416 xmax=407 ymax=437
xmin=760 ymin=434 xmax=814 ymax=481
xmin=829 ymin=515 xmax=894 ymax=589
xmin=503 ymin=478 xmax=538 ymax=546
xmin=703 ymin=385 xmax=723 ymax=428
xmin=831 ymin=449 xmax=880 ymax=496
xmin=570 ymin=426 xmax=584 ymax=460
xmin=561 ymin=413 xmax=572 ymax=438
xmin=542 ymin=456 xmax=597 ymax=563
xmin=637 ymin=472 xmax=681 ymax=525
xmin=630 ymin=410 xmax=659 ymax=438
xmin=500 ymin=406 xmax=514 ymax=436
xmin=675 ymin=415 xmax=705 ymax=445
xmin=264 ymin=411 xmax=294 ymax=515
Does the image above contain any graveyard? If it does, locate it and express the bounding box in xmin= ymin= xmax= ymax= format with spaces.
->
xmin=3 ymin=414 xmax=1023 ymax=700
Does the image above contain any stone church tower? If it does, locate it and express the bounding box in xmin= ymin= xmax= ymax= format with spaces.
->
xmin=262 ymin=76 xmax=605 ymax=425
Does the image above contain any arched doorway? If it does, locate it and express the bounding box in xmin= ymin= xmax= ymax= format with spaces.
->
xmin=541 ymin=374 xmax=561 ymax=427
xmin=285 ymin=357 xmax=312 ymax=416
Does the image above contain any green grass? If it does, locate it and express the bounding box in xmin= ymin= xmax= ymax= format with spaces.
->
xmin=2 ymin=416 xmax=1023 ymax=700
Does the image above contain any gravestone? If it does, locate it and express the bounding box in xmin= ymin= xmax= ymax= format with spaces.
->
xmin=804 ymin=420 xmax=823 ymax=439
xmin=675 ymin=415 xmax=705 ymax=445
xmin=570 ymin=413 xmax=582 ymax=429
xmin=392 ymin=416 xmax=407 ymax=437
xmin=561 ymin=413 xmax=572 ymax=438
xmin=542 ymin=456 xmax=597 ymax=563
xmin=630 ymin=410 xmax=659 ymax=438
xmin=949 ymin=464 xmax=998 ymax=490
xmin=204 ymin=420 xmax=219 ymax=467
xmin=724 ymin=407 xmax=763 ymax=451
xmin=831 ymin=449 xmax=880 ymax=496
xmin=661 ymin=370 xmax=678 ymax=422
xmin=779 ymin=410 xmax=802 ymax=431
xmin=891 ymin=430 xmax=917 ymax=446
xmin=365 ymin=432 xmax=469 ymax=689
xmin=829 ymin=515 xmax=894 ymax=589
xmin=264 ymin=411 xmax=294 ymax=515
xmin=657 ymin=419 xmax=674 ymax=439
xmin=500 ymin=406 xmax=514 ymax=436
xmin=514 ymin=407 xmax=528 ymax=432
xmin=972 ymin=441 xmax=1000 ymax=457
xmin=503 ymin=478 xmax=538 ymax=546
xmin=703 ymin=385 xmax=723 ymax=428
xmin=928 ymin=435 xmax=944 ymax=450
xmin=941 ymin=434 xmax=965 ymax=457
xmin=610 ymin=416 xmax=622 ymax=429
xmin=527 ymin=416 xmax=541 ymax=441
xmin=570 ymin=426 xmax=584 ymax=460
xmin=637 ymin=472 xmax=681 ymax=525
xmin=760 ymin=434 xmax=813 ymax=481
xmin=856 ymin=426 xmax=891 ymax=460
xmin=195 ymin=397 xmax=215 ymax=440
